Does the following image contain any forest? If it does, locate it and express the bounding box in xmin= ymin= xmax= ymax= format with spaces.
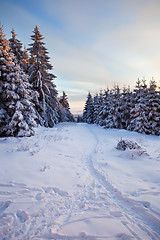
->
xmin=83 ymin=79 xmax=160 ymax=135
xmin=0 ymin=25 xmax=74 ymax=137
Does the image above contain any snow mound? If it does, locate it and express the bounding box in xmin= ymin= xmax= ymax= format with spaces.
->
xmin=116 ymin=138 xmax=148 ymax=157
xmin=116 ymin=139 xmax=141 ymax=151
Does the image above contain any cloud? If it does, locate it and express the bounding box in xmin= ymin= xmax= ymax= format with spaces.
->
xmin=44 ymin=0 xmax=160 ymax=85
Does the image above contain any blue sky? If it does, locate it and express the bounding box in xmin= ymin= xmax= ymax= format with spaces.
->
xmin=1 ymin=0 xmax=160 ymax=113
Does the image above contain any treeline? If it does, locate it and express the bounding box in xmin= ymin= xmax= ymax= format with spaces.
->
xmin=83 ymin=79 xmax=160 ymax=135
xmin=0 ymin=25 xmax=74 ymax=137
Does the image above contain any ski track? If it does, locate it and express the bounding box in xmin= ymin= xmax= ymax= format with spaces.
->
xmin=0 ymin=123 xmax=160 ymax=239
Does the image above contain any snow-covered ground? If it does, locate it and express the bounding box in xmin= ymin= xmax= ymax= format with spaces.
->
xmin=0 ymin=123 xmax=160 ymax=240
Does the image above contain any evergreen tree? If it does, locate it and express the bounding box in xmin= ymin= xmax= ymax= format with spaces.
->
xmin=127 ymin=79 xmax=153 ymax=134
xmin=59 ymin=91 xmax=70 ymax=109
xmin=28 ymin=26 xmax=58 ymax=127
xmin=58 ymin=91 xmax=75 ymax=122
xmin=83 ymin=92 xmax=94 ymax=124
xmin=120 ymin=86 xmax=132 ymax=129
xmin=93 ymin=94 xmax=99 ymax=124
xmin=95 ymin=90 xmax=104 ymax=125
xmin=98 ymin=89 xmax=110 ymax=126
xmin=21 ymin=45 xmax=30 ymax=72
xmin=0 ymin=25 xmax=36 ymax=137
xmin=104 ymin=84 xmax=121 ymax=129
xmin=146 ymin=80 xmax=160 ymax=135
xmin=104 ymin=89 xmax=115 ymax=128
xmin=77 ymin=115 xmax=83 ymax=123
xmin=9 ymin=29 xmax=23 ymax=62
xmin=9 ymin=29 xmax=29 ymax=71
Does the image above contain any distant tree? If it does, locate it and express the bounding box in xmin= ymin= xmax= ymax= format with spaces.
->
xmin=58 ymin=91 xmax=75 ymax=122
xmin=0 ymin=25 xmax=36 ymax=137
xmin=77 ymin=115 xmax=83 ymax=123
xmin=59 ymin=91 xmax=70 ymax=109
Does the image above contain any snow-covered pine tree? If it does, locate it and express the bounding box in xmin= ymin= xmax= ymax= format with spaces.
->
xmin=146 ymin=79 xmax=160 ymax=135
xmin=104 ymin=84 xmax=121 ymax=129
xmin=59 ymin=91 xmax=70 ymax=109
xmin=83 ymin=92 xmax=94 ymax=124
xmin=104 ymin=89 xmax=114 ymax=128
xmin=21 ymin=45 xmax=29 ymax=73
xmin=28 ymin=26 xmax=58 ymax=127
xmin=58 ymin=91 xmax=75 ymax=122
xmin=9 ymin=29 xmax=23 ymax=62
xmin=0 ymin=25 xmax=37 ymax=137
xmin=127 ymin=79 xmax=150 ymax=134
xmin=77 ymin=115 xmax=83 ymax=123
xmin=98 ymin=89 xmax=110 ymax=126
xmin=93 ymin=94 xmax=99 ymax=124
xmin=120 ymin=86 xmax=132 ymax=129
xmin=9 ymin=29 xmax=29 ymax=72
xmin=95 ymin=90 xmax=104 ymax=125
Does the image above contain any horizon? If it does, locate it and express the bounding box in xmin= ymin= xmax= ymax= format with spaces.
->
xmin=1 ymin=0 xmax=160 ymax=113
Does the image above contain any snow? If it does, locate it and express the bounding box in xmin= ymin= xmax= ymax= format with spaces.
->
xmin=0 ymin=122 xmax=160 ymax=239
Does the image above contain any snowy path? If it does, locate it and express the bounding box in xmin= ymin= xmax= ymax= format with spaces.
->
xmin=0 ymin=123 xmax=160 ymax=239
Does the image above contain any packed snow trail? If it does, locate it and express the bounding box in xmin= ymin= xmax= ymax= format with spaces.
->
xmin=0 ymin=123 xmax=160 ymax=239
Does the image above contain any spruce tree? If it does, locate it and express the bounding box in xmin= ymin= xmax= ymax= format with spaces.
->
xmin=28 ymin=26 xmax=58 ymax=127
xmin=99 ymin=89 xmax=111 ymax=126
xmin=146 ymin=80 xmax=160 ymax=135
xmin=0 ymin=25 xmax=36 ymax=137
xmin=21 ymin=45 xmax=29 ymax=73
xmin=83 ymin=92 xmax=94 ymax=124
xmin=127 ymin=79 xmax=151 ymax=134
xmin=9 ymin=29 xmax=29 ymax=72
xmin=93 ymin=94 xmax=99 ymax=124
xmin=59 ymin=91 xmax=70 ymax=109
xmin=120 ymin=86 xmax=132 ymax=129
xmin=58 ymin=91 xmax=75 ymax=122
xmin=95 ymin=90 xmax=104 ymax=125
xmin=104 ymin=89 xmax=115 ymax=128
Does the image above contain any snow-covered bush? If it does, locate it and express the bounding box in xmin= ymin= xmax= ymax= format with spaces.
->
xmin=116 ymin=139 xmax=141 ymax=151
xmin=116 ymin=138 xmax=149 ymax=157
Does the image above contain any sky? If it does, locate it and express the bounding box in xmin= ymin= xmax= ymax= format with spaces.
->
xmin=1 ymin=0 xmax=160 ymax=113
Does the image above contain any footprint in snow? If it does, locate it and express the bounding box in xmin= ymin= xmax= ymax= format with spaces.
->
xmin=43 ymin=186 xmax=69 ymax=197
xmin=0 ymin=200 xmax=12 ymax=214
xmin=110 ymin=211 xmax=123 ymax=218
xmin=35 ymin=193 xmax=44 ymax=201
xmin=16 ymin=210 xmax=29 ymax=223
